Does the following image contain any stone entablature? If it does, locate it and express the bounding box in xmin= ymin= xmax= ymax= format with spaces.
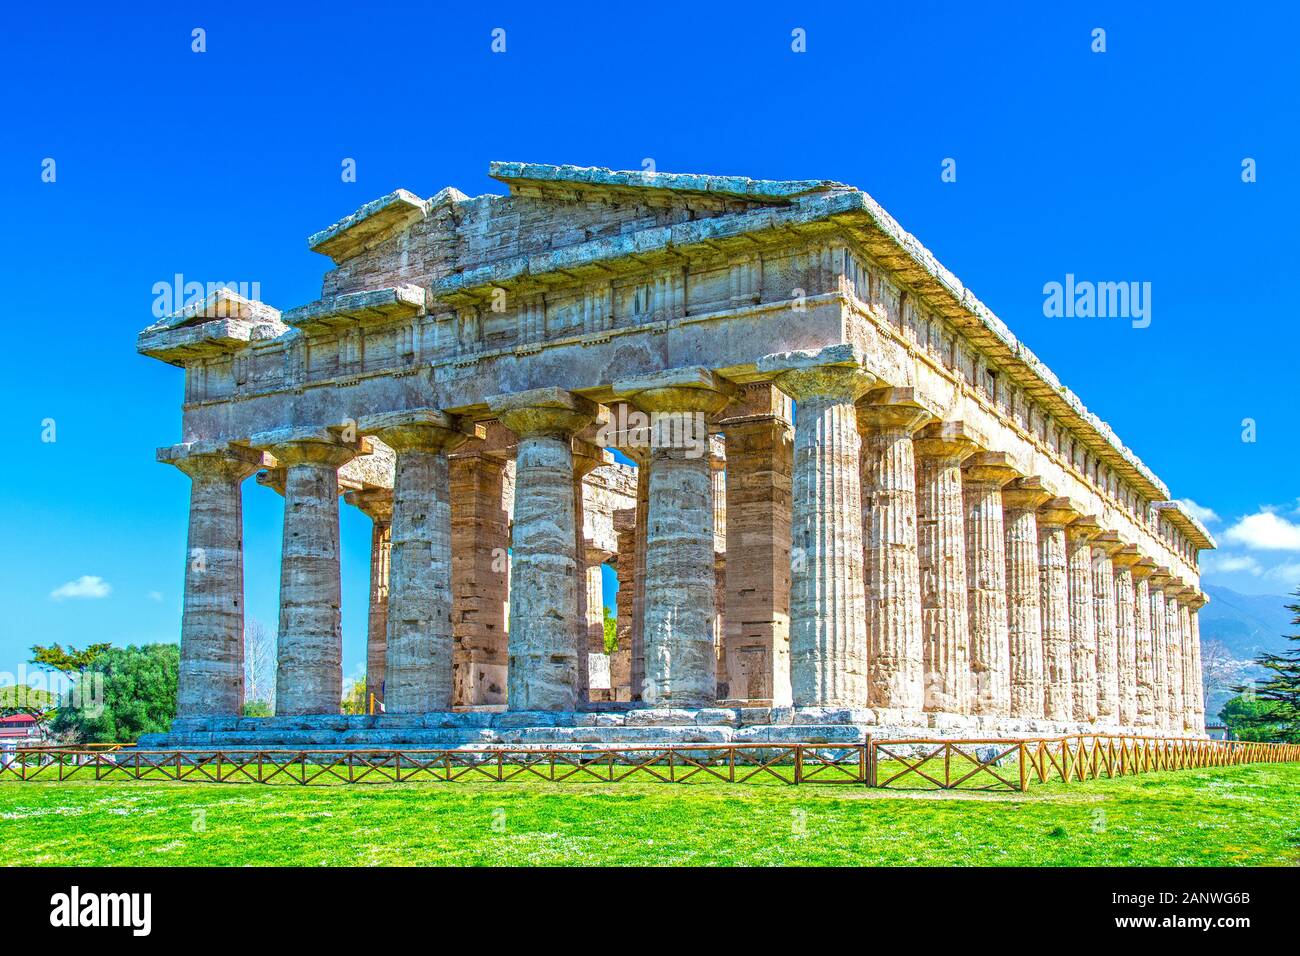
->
xmin=141 ymin=162 xmax=1214 ymax=737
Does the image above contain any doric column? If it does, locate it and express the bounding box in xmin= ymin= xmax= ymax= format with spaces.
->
xmin=1036 ymin=498 xmax=1079 ymax=723
xmin=717 ymin=383 xmax=794 ymax=705
xmin=360 ymin=410 xmax=476 ymax=713
xmin=913 ymin=422 xmax=979 ymax=714
xmin=630 ymin=447 xmax=650 ymax=700
xmin=449 ymin=443 xmax=512 ymax=706
xmin=1146 ymin=565 xmax=1172 ymax=731
xmin=1065 ymin=516 xmax=1100 ymax=722
xmin=488 ymin=387 xmax=598 ymax=711
xmin=160 ymin=440 xmax=265 ymax=717
xmin=614 ymin=368 xmax=734 ymax=707
xmin=1002 ymin=478 xmax=1051 ymax=720
xmin=344 ymin=488 xmax=392 ymax=708
xmin=1112 ymin=545 xmax=1142 ymax=728
xmin=1091 ymin=532 xmax=1124 ymax=724
xmin=1190 ymin=590 xmax=1206 ymax=733
xmin=857 ymin=387 xmax=929 ymax=712
xmin=711 ymin=449 xmax=727 ymax=697
xmin=1130 ymin=558 xmax=1157 ymax=728
xmin=1166 ymin=581 xmax=1193 ymax=732
xmin=251 ymin=426 xmax=366 ymax=716
xmin=962 ymin=452 xmax=1020 ymax=717
xmin=758 ymin=345 xmax=876 ymax=707
xmin=612 ymin=508 xmax=637 ymax=701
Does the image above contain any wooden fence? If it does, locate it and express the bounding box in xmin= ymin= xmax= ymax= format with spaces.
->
xmin=2 ymin=735 xmax=1296 ymax=790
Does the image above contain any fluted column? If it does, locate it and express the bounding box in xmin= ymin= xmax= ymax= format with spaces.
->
xmin=1065 ymin=517 xmax=1100 ymax=722
xmin=252 ymin=427 xmax=365 ymax=716
xmin=345 ymin=488 xmax=393 ymax=708
xmin=758 ymin=345 xmax=876 ymax=707
xmin=1091 ymin=532 xmax=1124 ymax=724
xmin=160 ymin=440 xmax=265 ymax=717
xmin=615 ymin=368 xmax=734 ymax=707
xmin=1112 ymin=546 xmax=1142 ymax=728
xmin=1131 ymin=558 xmax=1157 ymax=728
xmin=1037 ymin=498 xmax=1078 ymax=722
xmin=1187 ymin=592 xmax=1207 ymax=733
xmin=1166 ymin=581 xmax=1193 ymax=732
xmin=857 ymin=387 xmax=929 ymax=711
xmin=489 ymin=387 xmax=598 ymax=711
xmin=717 ymin=385 xmax=794 ymax=705
xmin=913 ymin=422 xmax=979 ymax=714
xmin=1002 ymin=478 xmax=1051 ymax=720
xmin=361 ymin=410 xmax=474 ymax=713
xmin=572 ymin=441 xmax=611 ymax=705
xmin=1147 ymin=566 xmax=1172 ymax=731
xmin=1160 ymin=576 xmax=1184 ymax=732
xmin=962 ymin=452 xmax=1019 ymax=717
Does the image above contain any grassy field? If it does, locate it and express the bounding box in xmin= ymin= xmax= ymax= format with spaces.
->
xmin=2 ymin=762 xmax=1298 ymax=866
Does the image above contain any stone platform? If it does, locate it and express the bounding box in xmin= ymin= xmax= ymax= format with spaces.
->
xmin=137 ymin=707 xmax=1173 ymax=751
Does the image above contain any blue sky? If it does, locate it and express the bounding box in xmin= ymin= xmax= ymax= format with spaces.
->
xmin=3 ymin=1 xmax=1298 ymax=682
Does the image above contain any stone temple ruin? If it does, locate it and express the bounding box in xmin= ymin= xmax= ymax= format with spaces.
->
xmin=137 ymin=162 xmax=1215 ymax=750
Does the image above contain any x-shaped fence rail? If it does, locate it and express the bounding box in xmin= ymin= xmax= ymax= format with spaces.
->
xmin=2 ymin=736 xmax=1296 ymax=790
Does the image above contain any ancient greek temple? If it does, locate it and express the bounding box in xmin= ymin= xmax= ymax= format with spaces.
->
xmin=138 ymin=162 xmax=1214 ymax=748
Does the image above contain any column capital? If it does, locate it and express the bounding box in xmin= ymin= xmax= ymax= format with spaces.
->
xmin=250 ymin=425 xmax=369 ymax=469
xmin=1112 ymin=544 xmax=1144 ymax=569
xmin=1147 ymin=565 xmax=1173 ymax=590
xmin=359 ymin=408 xmax=483 ymax=453
xmin=713 ymin=381 xmax=794 ymax=427
xmin=1065 ymin=514 xmax=1102 ymax=542
xmin=757 ymin=344 xmax=877 ymax=403
xmin=855 ymin=387 xmax=931 ymax=433
xmin=1001 ymin=476 xmax=1052 ymax=512
xmin=612 ymin=366 xmax=736 ymax=415
xmin=158 ymin=440 xmax=267 ymax=481
xmin=488 ymin=387 xmax=601 ymax=439
xmin=573 ymin=438 xmax=612 ymax=478
xmin=1186 ymin=591 xmax=1209 ymax=610
xmin=1131 ymin=556 xmax=1157 ymax=581
xmin=1091 ymin=530 xmax=1126 ymax=557
xmin=1037 ymin=496 xmax=1082 ymax=529
xmin=913 ymin=421 xmax=983 ymax=462
xmin=961 ymin=451 xmax=1019 ymax=487
xmin=344 ymin=487 xmax=393 ymax=523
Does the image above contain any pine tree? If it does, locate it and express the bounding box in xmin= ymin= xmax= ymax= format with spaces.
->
xmin=1233 ymin=587 xmax=1300 ymax=741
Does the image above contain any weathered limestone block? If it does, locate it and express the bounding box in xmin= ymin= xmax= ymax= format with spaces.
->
xmin=717 ymin=384 xmax=794 ymax=704
xmin=360 ymin=410 xmax=476 ymax=713
xmin=489 ymin=387 xmax=598 ymax=711
xmin=160 ymin=441 xmax=266 ymax=717
xmin=857 ymin=387 xmax=929 ymax=711
xmin=449 ymin=446 xmax=511 ymax=706
xmin=1146 ymin=566 xmax=1171 ymax=731
xmin=1036 ymin=498 xmax=1078 ymax=722
xmin=344 ymin=488 xmax=392 ymax=707
xmin=759 ymin=345 xmax=876 ymax=707
xmin=251 ymin=427 xmax=367 ymax=716
xmin=1111 ymin=546 xmax=1142 ymax=727
xmin=961 ymin=452 xmax=1019 ymax=717
xmin=615 ymin=367 xmax=734 ymax=707
xmin=1130 ymin=558 xmax=1157 ymax=727
xmin=913 ymin=422 xmax=979 ymax=714
xmin=1002 ymin=478 xmax=1051 ymax=720
xmin=1065 ymin=517 xmax=1100 ymax=722
xmin=1091 ymin=532 xmax=1124 ymax=723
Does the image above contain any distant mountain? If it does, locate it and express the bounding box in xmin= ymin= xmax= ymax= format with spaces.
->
xmin=1198 ymin=584 xmax=1297 ymax=722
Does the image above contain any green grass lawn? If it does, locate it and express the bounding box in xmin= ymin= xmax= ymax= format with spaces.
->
xmin=2 ymin=762 xmax=1297 ymax=866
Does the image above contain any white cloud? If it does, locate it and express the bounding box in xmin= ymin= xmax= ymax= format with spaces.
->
xmin=1265 ymin=561 xmax=1300 ymax=585
xmin=1205 ymin=554 xmax=1261 ymax=576
xmin=1176 ymin=498 xmax=1219 ymax=525
xmin=1222 ymin=511 xmax=1300 ymax=551
xmin=49 ymin=575 xmax=112 ymax=601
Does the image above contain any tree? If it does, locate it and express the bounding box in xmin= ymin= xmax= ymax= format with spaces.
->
xmin=1201 ymin=639 xmax=1250 ymax=703
xmin=1231 ymin=587 xmax=1300 ymax=742
xmin=243 ymin=618 xmax=276 ymax=713
xmin=0 ymin=684 xmax=56 ymax=736
xmin=603 ymin=606 xmax=618 ymax=654
xmin=49 ymin=644 xmax=179 ymax=743
xmin=31 ymin=642 xmax=110 ymax=677
xmin=1219 ymin=695 xmax=1290 ymax=742
xmin=341 ymin=676 xmax=368 ymax=715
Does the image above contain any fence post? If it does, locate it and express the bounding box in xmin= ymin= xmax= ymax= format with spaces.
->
xmin=1018 ymin=743 xmax=1028 ymax=791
